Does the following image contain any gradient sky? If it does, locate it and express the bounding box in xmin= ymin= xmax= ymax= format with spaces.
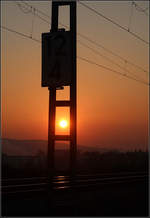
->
xmin=1 ymin=1 xmax=149 ymax=151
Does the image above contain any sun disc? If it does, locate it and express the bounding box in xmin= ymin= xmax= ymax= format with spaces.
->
xmin=59 ymin=120 xmax=68 ymax=128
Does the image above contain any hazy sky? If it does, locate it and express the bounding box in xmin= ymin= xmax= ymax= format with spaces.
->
xmin=1 ymin=1 xmax=149 ymax=150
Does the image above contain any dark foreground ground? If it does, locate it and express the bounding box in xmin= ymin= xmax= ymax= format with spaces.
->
xmin=2 ymin=179 xmax=149 ymax=217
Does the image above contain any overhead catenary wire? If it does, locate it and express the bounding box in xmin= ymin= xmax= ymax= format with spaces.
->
xmin=78 ymin=39 xmax=146 ymax=81
xmin=20 ymin=0 xmax=51 ymax=19
xmin=15 ymin=1 xmax=50 ymax=25
xmin=128 ymin=1 xmax=134 ymax=32
xmin=1 ymin=25 xmax=149 ymax=87
xmin=132 ymin=1 xmax=149 ymax=16
xmin=77 ymin=32 xmax=148 ymax=74
xmin=30 ymin=7 xmax=36 ymax=38
xmin=79 ymin=1 xmax=149 ymax=45
xmin=14 ymin=1 xmax=32 ymax=14
xmin=78 ymin=56 xmax=149 ymax=86
xmin=0 ymin=25 xmax=41 ymax=43
xmin=17 ymin=1 xmax=149 ymax=74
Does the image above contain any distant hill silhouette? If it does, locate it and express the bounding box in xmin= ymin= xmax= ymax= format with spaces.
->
xmin=2 ymin=138 xmax=115 ymax=156
xmin=2 ymin=139 xmax=47 ymax=156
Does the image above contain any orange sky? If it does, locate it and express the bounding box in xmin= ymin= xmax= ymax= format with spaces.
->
xmin=1 ymin=1 xmax=149 ymax=150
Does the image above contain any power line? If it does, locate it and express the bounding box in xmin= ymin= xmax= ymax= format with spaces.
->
xmin=20 ymin=1 xmax=68 ymax=30
xmin=14 ymin=1 xmax=32 ymax=14
xmin=77 ymin=32 xmax=148 ymax=74
xmin=79 ymin=2 xmax=149 ymax=45
xmin=21 ymin=1 xmax=51 ymax=19
xmin=0 ymin=25 xmax=41 ymax=43
xmin=30 ymin=7 xmax=36 ymax=38
xmin=128 ymin=1 xmax=134 ymax=32
xmin=16 ymin=1 xmax=149 ymax=74
xmin=9 ymin=1 xmax=148 ymax=80
xmin=15 ymin=1 xmax=50 ymax=25
xmin=78 ymin=39 xmax=145 ymax=81
xmin=132 ymin=1 xmax=149 ymax=16
xmin=1 ymin=25 xmax=149 ymax=87
xmin=78 ymin=56 xmax=149 ymax=86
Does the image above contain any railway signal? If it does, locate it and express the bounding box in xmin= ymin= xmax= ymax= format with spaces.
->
xmin=42 ymin=30 xmax=72 ymax=87
xmin=41 ymin=1 xmax=77 ymax=176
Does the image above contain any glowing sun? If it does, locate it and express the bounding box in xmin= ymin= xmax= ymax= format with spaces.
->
xmin=59 ymin=120 xmax=68 ymax=128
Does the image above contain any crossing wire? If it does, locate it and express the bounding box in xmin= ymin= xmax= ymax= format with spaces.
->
xmin=132 ymin=1 xmax=149 ymax=16
xmin=77 ymin=32 xmax=149 ymax=74
xmin=15 ymin=1 xmax=32 ymax=14
xmin=16 ymin=1 xmax=149 ymax=74
xmin=0 ymin=25 xmax=41 ymax=43
xmin=78 ymin=56 xmax=149 ymax=86
xmin=79 ymin=1 xmax=149 ymax=45
xmin=78 ymin=39 xmax=146 ymax=81
xmin=128 ymin=1 xmax=134 ymax=32
xmin=14 ymin=1 xmax=50 ymax=25
xmin=1 ymin=25 xmax=149 ymax=87
xmin=20 ymin=0 xmax=51 ymax=20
